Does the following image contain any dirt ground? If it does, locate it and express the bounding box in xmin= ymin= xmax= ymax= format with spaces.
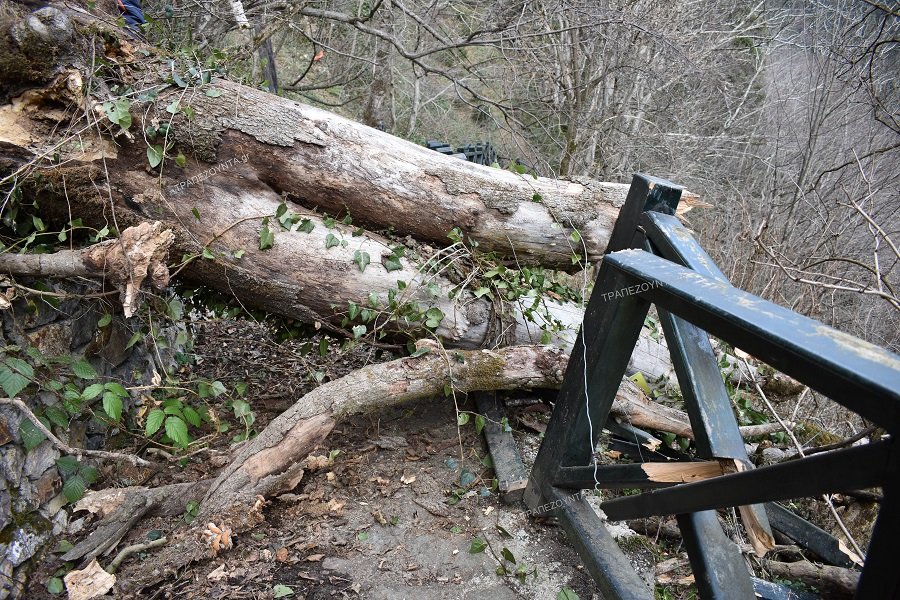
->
xmin=25 ymin=319 xmax=679 ymax=599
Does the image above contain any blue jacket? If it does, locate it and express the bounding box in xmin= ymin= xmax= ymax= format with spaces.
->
xmin=116 ymin=0 xmax=145 ymax=28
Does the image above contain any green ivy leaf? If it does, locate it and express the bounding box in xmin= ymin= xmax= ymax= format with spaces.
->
xmin=297 ymin=219 xmax=315 ymax=233
xmin=259 ymin=217 xmax=275 ymax=250
xmin=569 ymin=230 xmax=581 ymax=244
xmin=165 ymin=416 xmax=190 ymax=448
xmin=126 ymin=331 xmax=142 ymax=349
xmin=72 ymin=359 xmax=97 ymax=380
xmin=557 ymin=588 xmax=580 ymax=600
xmin=166 ymin=100 xmax=180 ymax=114
xmin=145 ymin=409 xmax=165 ymax=436
xmin=97 ymin=314 xmax=113 ymax=328
xmin=103 ymin=98 xmax=132 ymax=129
xmin=147 ymin=145 xmax=164 ymax=168
xmin=475 ymin=414 xmax=486 ymax=436
xmin=205 ymin=87 xmax=223 ymax=98
xmin=353 ymin=250 xmax=371 ymax=272
xmin=501 ymin=547 xmax=516 ymax=564
xmin=468 ymin=538 xmax=487 ymax=554
xmin=325 ymin=233 xmax=340 ymax=249
xmin=381 ymin=252 xmax=402 ymax=272
xmin=175 ymin=152 xmax=187 ymax=167
xmin=457 ymin=412 xmax=470 ymax=426
xmin=202 ymin=247 xmax=215 ymax=259
xmin=352 ymin=325 xmax=366 ymax=338
xmin=424 ymin=307 xmax=445 ymax=329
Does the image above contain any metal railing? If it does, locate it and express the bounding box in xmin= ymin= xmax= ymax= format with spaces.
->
xmin=523 ymin=174 xmax=900 ymax=599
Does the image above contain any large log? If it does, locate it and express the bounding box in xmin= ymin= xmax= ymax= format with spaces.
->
xmin=0 ymin=5 xmax=675 ymax=379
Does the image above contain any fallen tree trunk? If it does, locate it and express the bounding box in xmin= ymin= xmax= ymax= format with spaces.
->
xmin=0 ymin=221 xmax=173 ymax=316
xmin=1 ymin=67 xmax=675 ymax=379
xmin=105 ymin=343 xmax=773 ymax=591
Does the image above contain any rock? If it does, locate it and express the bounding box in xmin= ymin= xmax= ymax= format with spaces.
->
xmin=23 ymin=321 xmax=72 ymax=357
xmin=760 ymin=446 xmax=786 ymax=465
xmin=4 ymin=524 xmax=50 ymax=567
xmin=23 ymin=440 xmax=59 ymax=480
xmin=0 ymin=407 xmax=19 ymax=445
xmin=50 ymin=507 xmax=68 ymax=536
xmin=0 ymin=446 xmax=24 ymax=487
xmin=0 ymin=478 xmax=10 ymax=532
xmin=11 ymin=7 xmax=73 ymax=47
xmin=31 ymin=467 xmax=61 ymax=505
xmin=67 ymin=517 xmax=85 ymax=535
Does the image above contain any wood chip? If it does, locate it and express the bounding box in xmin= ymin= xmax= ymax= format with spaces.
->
xmin=413 ymin=497 xmax=450 ymax=518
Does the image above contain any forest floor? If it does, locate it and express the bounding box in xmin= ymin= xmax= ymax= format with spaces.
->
xmin=24 ymin=318 xmax=871 ymax=599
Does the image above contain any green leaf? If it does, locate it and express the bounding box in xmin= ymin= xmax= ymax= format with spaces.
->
xmin=501 ymin=547 xmax=516 ymax=564
xmin=409 ymin=346 xmax=430 ymax=358
xmin=457 ymin=412 xmax=470 ymax=426
xmin=357 ymin=532 xmax=369 ymax=541
xmin=145 ymin=409 xmax=165 ymax=436
xmin=351 ymin=324 xmax=366 ymax=338
xmin=259 ymin=217 xmax=275 ymax=250
xmin=182 ymin=406 xmax=202 ymax=427
xmin=232 ymin=249 xmax=245 ymax=259
xmin=557 ymin=588 xmax=580 ymax=600
xmin=210 ymin=380 xmax=227 ymax=397
xmin=166 ymin=100 xmax=180 ymax=114
xmin=540 ymin=330 xmax=552 ymax=344
xmin=46 ymin=577 xmax=64 ymax=595
xmin=205 ymin=88 xmax=223 ymax=98
xmin=347 ymin=301 xmax=360 ymax=320
xmin=165 ymin=416 xmax=190 ymax=448
xmin=147 ymin=145 xmax=164 ymax=168
xmin=475 ymin=414 xmax=486 ymax=436
xmin=297 ymin=219 xmax=315 ymax=233
xmin=81 ymin=465 xmax=98 ymax=484
xmin=102 ymin=392 xmax=123 ymax=422
xmin=20 ymin=419 xmax=46 ymax=451
xmin=569 ymin=230 xmax=581 ymax=244
xmin=72 ymin=359 xmax=97 ymax=380
xmin=45 ymin=405 xmax=68 ymax=428
xmin=473 ymin=287 xmax=491 ymax=299
xmin=0 ymin=364 xmax=30 ymax=397
xmin=103 ymin=98 xmax=132 ymax=129
xmin=424 ymin=307 xmax=445 ymax=329
xmin=628 ymin=372 xmax=651 ymax=395
xmin=105 ymin=382 xmax=128 ymax=397
xmin=202 ymin=247 xmax=215 ymax=259
xmin=381 ymin=253 xmax=403 ymax=272
xmin=97 ymin=314 xmax=113 ymax=328
xmin=353 ymin=250 xmax=371 ymax=272
xmin=126 ymin=331 xmax=142 ymax=349
xmin=175 ymin=152 xmax=187 ymax=167
xmin=325 ymin=233 xmax=340 ymax=249
xmin=55 ymin=456 xmax=79 ymax=478
xmin=191 ymin=207 xmax=201 ymax=220
xmin=32 ymin=215 xmax=46 ymax=232
xmin=53 ymin=539 xmax=74 ymax=554
xmin=468 ymin=537 xmax=487 ymax=554
xmin=62 ymin=474 xmax=87 ymax=503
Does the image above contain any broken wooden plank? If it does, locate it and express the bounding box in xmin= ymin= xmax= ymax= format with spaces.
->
xmin=474 ymin=392 xmax=528 ymax=504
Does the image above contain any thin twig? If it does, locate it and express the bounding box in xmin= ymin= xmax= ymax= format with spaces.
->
xmin=106 ymin=536 xmax=168 ymax=573
xmin=0 ymin=397 xmax=157 ymax=468
xmin=739 ymin=359 xmax=866 ymax=561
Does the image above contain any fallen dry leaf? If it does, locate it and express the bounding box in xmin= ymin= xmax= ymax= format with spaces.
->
xmin=305 ymin=554 xmax=325 ymax=562
xmin=400 ymin=474 xmax=416 ymax=485
xmin=64 ymin=559 xmax=116 ymax=600
xmin=207 ymin=564 xmax=228 ymax=581
xmin=275 ymin=547 xmax=290 ymax=562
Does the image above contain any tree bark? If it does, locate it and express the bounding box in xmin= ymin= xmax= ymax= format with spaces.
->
xmin=1 ymin=54 xmax=676 ymax=378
